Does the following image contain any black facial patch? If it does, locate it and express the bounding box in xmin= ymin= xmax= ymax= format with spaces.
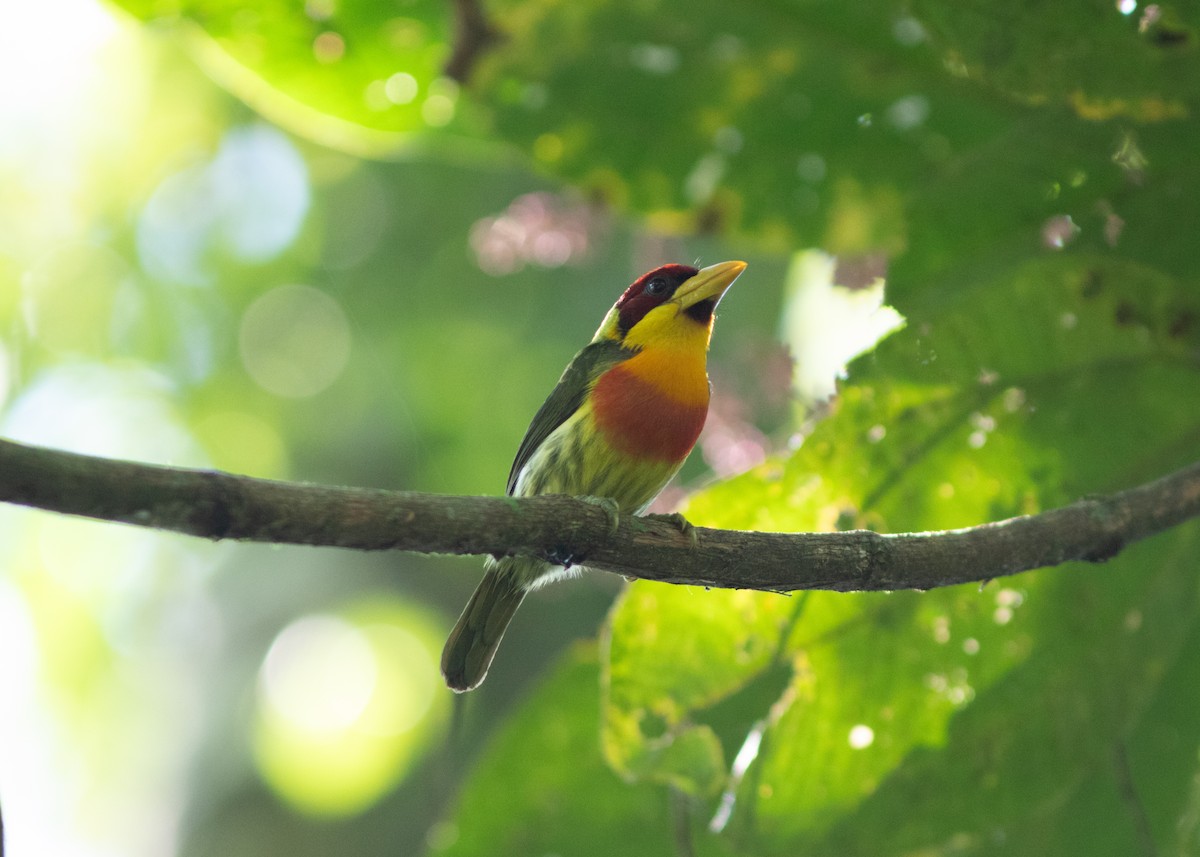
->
xmin=614 ymin=264 xmax=699 ymax=336
xmin=684 ymin=299 xmax=716 ymax=326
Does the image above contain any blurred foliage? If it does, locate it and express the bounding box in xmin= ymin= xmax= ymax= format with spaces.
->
xmin=2 ymin=0 xmax=1199 ymax=855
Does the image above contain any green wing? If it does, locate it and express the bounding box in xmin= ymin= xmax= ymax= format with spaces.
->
xmin=506 ymin=339 xmax=634 ymax=495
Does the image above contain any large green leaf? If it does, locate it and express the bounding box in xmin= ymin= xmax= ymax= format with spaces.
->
xmin=108 ymin=0 xmax=487 ymax=154
xmin=109 ymin=0 xmax=1200 ymax=253
xmin=438 ymin=644 xmax=737 ymax=857
xmin=601 ymin=249 xmax=1200 ymax=851
xmin=602 ymin=586 xmax=798 ymax=796
xmin=912 ymin=0 xmax=1199 ymax=117
xmin=802 ymin=527 xmax=1200 ymax=857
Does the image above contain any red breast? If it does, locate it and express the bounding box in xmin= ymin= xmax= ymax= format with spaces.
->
xmin=590 ymin=363 xmax=708 ymax=462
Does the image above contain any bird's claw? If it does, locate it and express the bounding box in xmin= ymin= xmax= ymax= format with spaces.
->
xmin=545 ymin=497 xmax=620 ymax=568
xmin=642 ymin=512 xmax=699 ymax=548
xmin=579 ymin=495 xmax=622 ymax=537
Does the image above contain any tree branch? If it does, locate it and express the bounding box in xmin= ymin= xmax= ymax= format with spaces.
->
xmin=443 ymin=0 xmax=503 ymax=83
xmin=0 ymin=437 xmax=1197 ymax=592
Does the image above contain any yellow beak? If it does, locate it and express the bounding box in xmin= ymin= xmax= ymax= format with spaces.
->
xmin=674 ymin=260 xmax=747 ymax=310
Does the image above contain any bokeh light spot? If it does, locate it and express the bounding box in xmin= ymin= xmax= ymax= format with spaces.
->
xmin=364 ymin=79 xmax=391 ymax=112
xmin=469 ymin=192 xmax=595 ymax=275
xmin=533 ymin=132 xmax=564 ymax=163
xmin=239 ymin=284 xmax=352 ymax=398
xmin=422 ymin=94 xmax=456 ymax=126
xmin=137 ymin=125 xmax=310 ymax=285
xmin=421 ymin=77 xmax=459 ymax=127
xmin=354 ymin=624 xmax=439 ymax=737
xmin=892 ymin=16 xmax=927 ymax=45
xmin=629 ymin=43 xmax=681 ymax=74
xmin=313 ymin=31 xmax=345 ymax=63
xmin=253 ymin=598 xmax=448 ymax=817
xmin=263 ymin=616 xmax=377 ymax=733
xmin=210 ymin=126 xmax=311 ymax=262
xmin=797 ymin=152 xmax=826 ymax=183
xmin=385 ymin=72 xmax=419 ymax=105
xmin=1041 ymin=214 xmax=1080 ymax=250
xmin=305 ymin=0 xmax=335 ymax=20
xmin=885 ymin=94 xmax=930 ymax=130
xmin=848 ymin=724 xmax=875 ymax=749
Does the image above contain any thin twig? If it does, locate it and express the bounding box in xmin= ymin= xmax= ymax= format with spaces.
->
xmin=444 ymin=0 xmax=503 ymax=83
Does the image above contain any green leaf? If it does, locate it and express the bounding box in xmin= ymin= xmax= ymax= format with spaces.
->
xmin=804 ymin=527 xmax=1200 ymax=856
xmin=912 ymin=0 xmax=1200 ymax=119
xmin=110 ymin=0 xmax=1200 ymax=274
xmin=476 ymin=0 xmax=987 ymax=246
xmin=602 ymin=248 xmax=1200 ymax=851
xmin=439 ymin=643 xmax=736 ymax=857
xmin=109 ymin=0 xmax=488 ymax=154
xmin=602 ymin=586 xmax=797 ymax=796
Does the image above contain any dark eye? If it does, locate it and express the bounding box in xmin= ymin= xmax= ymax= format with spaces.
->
xmin=644 ymin=277 xmax=670 ymax=297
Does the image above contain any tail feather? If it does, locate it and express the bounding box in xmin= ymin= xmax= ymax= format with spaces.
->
xmin=441 ymin=564 xmax=528 ymax=692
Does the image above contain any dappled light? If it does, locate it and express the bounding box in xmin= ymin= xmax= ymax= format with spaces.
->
xmin=780 ymin=250 xmax=905 ymax=405
xmin=0 ymin=361 xmax=219 ymax=850
xmin=2 ymin=364 xmax=205 ymax=463
xmin=0 ymin=0 xmax=121 ymax=154
xmin=0 ymin=0 xmax=146 ymax=270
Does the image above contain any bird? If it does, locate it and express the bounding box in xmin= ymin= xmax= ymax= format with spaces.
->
xmin=441 ymin=260 xmax=747 ymax=692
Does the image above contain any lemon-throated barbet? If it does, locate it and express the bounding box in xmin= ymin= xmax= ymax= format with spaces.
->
xmin=441 ymin=260 xmax=747 ymax=691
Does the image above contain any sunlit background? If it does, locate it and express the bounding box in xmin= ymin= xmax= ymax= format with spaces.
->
xmin=0 ymin=0 xmax=906 ymax=853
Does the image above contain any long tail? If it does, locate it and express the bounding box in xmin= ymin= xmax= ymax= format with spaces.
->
xmin=441 ymin=557 xmax=532 ymax=692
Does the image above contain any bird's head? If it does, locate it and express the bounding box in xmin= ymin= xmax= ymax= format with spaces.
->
xmin=594 ymin=260 xmax=747 ymax=349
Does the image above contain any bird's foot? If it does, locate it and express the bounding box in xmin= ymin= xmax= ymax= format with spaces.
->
xmin=641 ymin=512 xmax=699 ymax=548
xmin=579 ymin=495 xmax=622 ymax=537
xmin=545 ymin=545 xmax=579 ymax=568
xmin=544 ymin=497 xmax=620 ymax=568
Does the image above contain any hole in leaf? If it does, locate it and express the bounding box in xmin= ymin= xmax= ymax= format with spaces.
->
xmin=640 ymin=710 xmax=669 ymax=741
